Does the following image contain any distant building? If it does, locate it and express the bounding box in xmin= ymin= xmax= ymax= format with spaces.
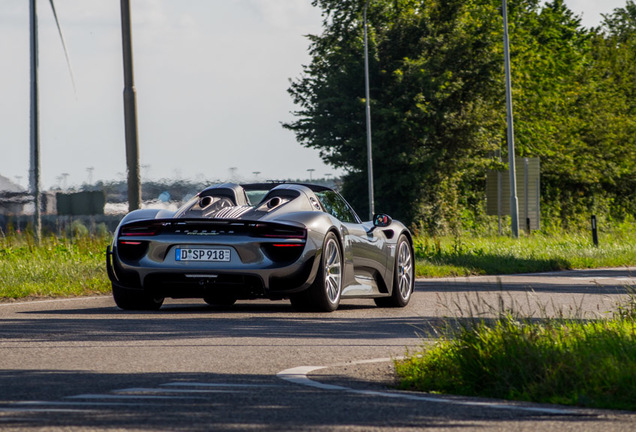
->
xmin=0 ymin=174 xmax=28 ymax=216
xmin=0 ymin=174 xmax=23 ymax=193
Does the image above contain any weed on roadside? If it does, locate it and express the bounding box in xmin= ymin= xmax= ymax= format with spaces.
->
xmin=396 ymin=286 xmax=636 ymax=411
xmin=0 ymin=230 xmax=111 ymax=300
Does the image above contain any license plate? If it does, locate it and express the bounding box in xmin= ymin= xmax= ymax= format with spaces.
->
xmin=175 ymin=248 xmax=231 ymax=262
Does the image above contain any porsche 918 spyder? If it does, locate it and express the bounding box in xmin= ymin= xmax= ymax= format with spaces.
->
xmin=106 ymin=183 xmax=414 ymax=312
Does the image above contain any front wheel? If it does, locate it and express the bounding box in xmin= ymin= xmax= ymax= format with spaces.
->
xmin=375 ymin=234 xmax=414 ymax=308
xmin=112 ymin=285 xmax=164 ymax=311
xmin=291 ymin=232 xmax=342 ymax=312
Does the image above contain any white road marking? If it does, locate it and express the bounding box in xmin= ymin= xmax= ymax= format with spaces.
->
xmin=0 ymin=407 xmax=93 ymax=413
xmin=65 ymin=394 xmax=203 ymax=400
xmin=278 ymin=366 xmax=349 ymax=391
xmin=13 ymin=401 xmax=136 ymax=407
xmin=278 ymin=358 xmax=584 ymax=416
xmin=161 ymin=382 xmax=279 ymax=388
xmin=0 ymin=381 xmax=276 ymax=416
xmin=114 ymin=387 xmax=239 ymax=394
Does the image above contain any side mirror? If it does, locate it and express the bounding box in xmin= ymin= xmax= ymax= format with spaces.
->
xmin=372 ymin=213 xmax=392 ymax=229
xmin=367 ymin=213 xmax=392 ymax=234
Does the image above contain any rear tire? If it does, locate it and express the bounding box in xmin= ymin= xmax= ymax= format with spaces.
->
xmin=290 ymin=232 xmax=342 ymax=312
xmin=112 ymin=284 xmax=164 ymax=311
xmin=374 ymin=234 xmax=414 ymax=308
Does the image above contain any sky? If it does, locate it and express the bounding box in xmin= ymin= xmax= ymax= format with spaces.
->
xmin=0 ymin=0 xmax=630 ymax=191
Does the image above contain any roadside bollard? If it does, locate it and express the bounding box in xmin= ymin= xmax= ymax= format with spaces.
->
xmin=591 ymin=215 xmax=599 ymax=247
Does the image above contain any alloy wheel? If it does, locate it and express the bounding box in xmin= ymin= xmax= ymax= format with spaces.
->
xmin=396 ymin=240 xmax=413 ymax=300
xmin=323 ymin=237 xmax=342 ymax=304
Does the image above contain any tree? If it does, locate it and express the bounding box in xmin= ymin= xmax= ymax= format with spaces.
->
xmin=592 ymin=1 xmax=636 ymax=215
xmin=286 ymin=0 xmax=636 ymax=231
xmin=505 ymin=0 xmax=595 ymax=222
xmin=286 ymin=0 xmax=503 ymax=229
xmin=509 ymin=0 xmax=636 ymax=222
xmin=603 ymin=0 xmax=636 ymax=41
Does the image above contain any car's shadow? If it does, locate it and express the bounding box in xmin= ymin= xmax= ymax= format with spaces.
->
xmin=20 ymin=298 xmax=379 ymax=316
xmin=8 ymin=296 xmax=434 ymax=344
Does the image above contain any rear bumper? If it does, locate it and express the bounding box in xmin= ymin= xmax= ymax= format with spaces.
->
xmin=106 ymin=245 xmax=317 ymax=300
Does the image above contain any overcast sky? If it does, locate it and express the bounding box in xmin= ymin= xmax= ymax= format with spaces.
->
xmin=0 ymin=0 xmax=629 ymax=190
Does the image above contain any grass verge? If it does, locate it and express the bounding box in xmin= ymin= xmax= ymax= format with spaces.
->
xmin=0 ymin=232 xmax=111 ymax=300
xmin=395 ymin=293 xmax=636 ymax=411
xmin=0 ymin=222 xmax=634 ymax=298
xmin=414 ymin=224 xmax=636 ymax=277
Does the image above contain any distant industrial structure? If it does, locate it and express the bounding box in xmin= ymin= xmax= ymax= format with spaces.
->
xmin=0 ymin=174 xmax=101 ymax=232
xmin=0 ymin=174 xmax=27 ymax=215
xmin=0 ymin=174 xmax=341 ymax=233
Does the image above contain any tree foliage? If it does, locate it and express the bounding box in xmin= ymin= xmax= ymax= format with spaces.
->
xmin=285 ymin=0 xmax=636 ymax=231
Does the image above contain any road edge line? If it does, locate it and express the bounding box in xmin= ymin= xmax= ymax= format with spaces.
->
xmin=277 ymin=358 xmax=586 ymax=416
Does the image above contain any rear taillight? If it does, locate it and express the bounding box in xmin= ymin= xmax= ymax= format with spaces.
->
xmin=253 ymin=224 xmax=306 ymax=239
xmin=262 ymin=243 xmax=305 ymax=263
xmin=263 ymin=232 xmax=306 ymax=239
xmin=253 ymin=224 xmax=306 ymax=263
xmin=120 ymin=224 xmax=162 ymax=237
xmin=117 ymin=241 xmax=149 ymax=261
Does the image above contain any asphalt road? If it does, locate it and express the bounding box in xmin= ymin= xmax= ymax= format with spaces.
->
xmin=0 ymin=267 xmax=635 ymax=431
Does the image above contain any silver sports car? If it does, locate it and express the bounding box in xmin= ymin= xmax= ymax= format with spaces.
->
xmin=106 ymin=183 xmax=414 ymax=312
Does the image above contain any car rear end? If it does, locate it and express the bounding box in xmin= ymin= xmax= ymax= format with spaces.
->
xmin=107 ymin=218 xmax=319 ymax=301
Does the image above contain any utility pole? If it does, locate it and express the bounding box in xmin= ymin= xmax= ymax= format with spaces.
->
xmin=502 ymin=0 xmax=519 ymax=238
xmin=29 ymin=0 xmax=42 ymax=242
xmin=120 ymin=0 xmax=141 ymax=211
xmin=363 ymin=0 xmax=375 ymax=220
